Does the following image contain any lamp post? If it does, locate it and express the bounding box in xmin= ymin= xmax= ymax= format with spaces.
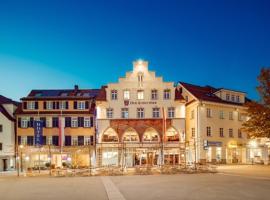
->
xmin=19 ymin=145 xmax=24 ymax=172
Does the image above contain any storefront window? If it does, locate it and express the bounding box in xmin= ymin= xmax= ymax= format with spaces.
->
xmin=143 ymin=128 xmax=159 ymax=142
xmin=102 ymin=128 xmax=119 ymax=142
xmin=123 ymin=129 xmax=139 ymax=142
xmin=166 ymin=127 xmax=179 ymax=142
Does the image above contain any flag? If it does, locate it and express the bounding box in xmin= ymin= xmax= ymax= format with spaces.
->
xmin=59 ymin=116 xmax=65 ymax=147
xmin=162 ymin=107 xmax=167 ymax=143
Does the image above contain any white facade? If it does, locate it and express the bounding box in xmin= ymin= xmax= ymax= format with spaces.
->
xmin=0 ymin=102 xmax=17 ymax=171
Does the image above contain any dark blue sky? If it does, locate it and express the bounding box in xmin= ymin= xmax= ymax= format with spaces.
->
xmin=0 ymin=0 xmax=269 ymax=101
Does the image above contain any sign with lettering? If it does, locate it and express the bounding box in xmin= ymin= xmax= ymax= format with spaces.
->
xmin=124 ymin=101 xmax=157 ymax=106
xmin=34 ymin=120 xmax=43 ymax=146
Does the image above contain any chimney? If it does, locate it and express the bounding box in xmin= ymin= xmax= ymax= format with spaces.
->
xmin=74 ymin=85 xmax=79 ymax=92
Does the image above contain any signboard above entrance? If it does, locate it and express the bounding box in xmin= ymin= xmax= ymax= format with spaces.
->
xmin=124 ymin=100 xmax=157 ymax=106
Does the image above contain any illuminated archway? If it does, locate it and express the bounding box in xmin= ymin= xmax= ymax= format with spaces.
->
xmin=102 ymin=128 xmax=119 ymax=142
xmin=143 ymin=127 xmax=159 ymax=142
xmin=166 ymin=127 xmax=179 ymax=142
xmin=122 ymin=128 xmax=140 ymax=142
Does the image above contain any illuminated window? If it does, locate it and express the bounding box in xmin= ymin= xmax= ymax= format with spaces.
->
xmin=121 ymin=108 xmax=129 ymax=119
xmin=137 ymin=90 xmax=144 ymax=100
xmin=78 ymin=101 xmax=85 ymax=110
xmin=123 ymin=90 xmax=130 ymax=100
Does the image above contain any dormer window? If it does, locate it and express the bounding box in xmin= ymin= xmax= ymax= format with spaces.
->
xmin=27 ymin=101 xmax=36 ymax=110
xmin=236 ymin=95 xmax=240 ymax=103
xmin=46 ymin=101 xmax=53 ymax=110
xmin=78 ymin=101 xmax=85 ymax=110
xmin=231 ymin=95 xmax=235 ymax=102
xmin=226 ymin=94 xmax=230 ymax=101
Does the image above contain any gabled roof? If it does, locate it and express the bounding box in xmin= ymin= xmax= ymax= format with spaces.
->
xmin=179 ymin=82 xmax=247 ymax=106
xmin=96 ymin=86 xmax=107 ymax=101
xmin=0 ymin=95 xmax=19 ymax=106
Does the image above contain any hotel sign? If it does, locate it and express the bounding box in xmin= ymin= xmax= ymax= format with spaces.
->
xmin=34 ymin=120 xmax=43 ymax=146
xmin=124 ymin=100 xmax=157 ymax=106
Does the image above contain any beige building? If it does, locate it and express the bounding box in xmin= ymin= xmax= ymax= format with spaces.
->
xmin=0 ymin=95 xmax=18 ymax=171
xmin=95 ymin=60 xmax=186 ymax=167
xmin=179 ymin=82 xmax=256 ymax=164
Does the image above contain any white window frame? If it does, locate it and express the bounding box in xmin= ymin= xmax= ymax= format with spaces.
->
xmin=106 ymin=108 xmax=113 ymax=119
xmin=229 ymin=112 xmax=233 ymax=120
xmin=46 ymin=101 xmax=53 ymax=110
xmin=123 ymin=90 xmax=130 ymax=100
xmin=121 ymin=108 xmax=129 ymax=119
xmin=137 ymin=108 xmax=144 ymax=118
xmin=231 ymin=95 xmax=235 ymax=102
xmin=206 ymin=108 xmax=212 ymax=118
xmin=78 ymin=101 xmax=85 ymax=110
xmin=21 ymin=136 xmax=27 ymax=145
xmin=152 ymin=107 xmax=160 ymax=118
xmin=226 ymin=94 xmax=230 ymax=101
xmin=47 ymin=136 xmax=52 ymax=145
xmin=151 ymin=89 xmax=158 ymax=100
xmin=21 ymin=118 xmax=28 ymax=128
xmin=219 ymin=110 xmax=225 ymax=119
xmin=60 ymin=101 xmax=66 ymax=110
xmin=84 ymin=117 xmax=91 ymax=127
xmin=72 ymin=136 xmax=78 ymax=146
xmin=164 ymin=89 xmax=171 ymax=100
xmin=84 ymin=136 xmax=91 ymax=145
xmin=46 ymin=117 xmax=52 ymax=128
xmin=111 ymin=90 xmax=118 ymax=100
xmin=27 ymin=101 xmax=35 ymax=110
xmin=71 ymin=117 xmax=78 ymax=128
xmin=168 ymin=107 xmax=175 ymax=118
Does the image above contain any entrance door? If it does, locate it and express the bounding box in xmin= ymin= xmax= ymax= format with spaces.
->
xmin=3 ymin=159 xmax=7 ymax=171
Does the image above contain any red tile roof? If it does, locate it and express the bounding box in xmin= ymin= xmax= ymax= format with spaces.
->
xmin=180 ymin=82 xmax=248 ymax=106
xmin=96 ymin=86 xmax=107 ymax=101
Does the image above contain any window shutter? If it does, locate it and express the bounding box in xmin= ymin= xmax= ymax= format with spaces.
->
xmin=30 ymin=117 xmax=34 ymax=127
xmin=53 ymin=102 xmax=56 ymax=109
xmin=52 ymin=136 xmax=59 ymax=146
xmin=18 ymin=136 xmax=21 ymax=145
xmin=65 ymin=101 xmax=69 ymax=109
xmin=65 ymin=117 xmax=71 ymax=127
xmin=90 ymin=117 xmax=94 ymax=127
xmin=35 ymin=101 xmax=38 ymax=109
xmin=56 ymin=102 xmax=60 ymax=109
xmin=43 ymin=102 xmax=46 ymax=109
xmin=23 ymin=102 xmax=27 ymax=109
xmin=74 ymin=101 xmax=77 ymax=109
xmin=18 ymin=118 xmax=21 ymax=128
xmin=78 ymin=136 xmax=84 ymax=146
xmin=40 ymin=117 xmax=46 ymax=128
xmin=42 ymin=136 xmax=46 ymax=145
xmin=65 ymin=136 xmax=71 ymax=146
xmin=85 ymin=101 xmax=89 ymax=109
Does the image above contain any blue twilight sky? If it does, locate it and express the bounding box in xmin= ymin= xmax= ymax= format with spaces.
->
xmin=0 ymin=0 xmax=269 ymax=101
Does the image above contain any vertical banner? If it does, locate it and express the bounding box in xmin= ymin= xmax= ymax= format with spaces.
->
xmin=34 ymin=120 xmax=43 ymax=146
xmin=58 ymin=117 xmax=65 ymax=147
xmin=162 ymin=107 xmax=167 ymax=143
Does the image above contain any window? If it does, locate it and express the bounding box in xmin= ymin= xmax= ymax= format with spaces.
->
xmin=59 ymin=101 xmax=66 ymax=110
xmin=21 ymin=118 xmax=28 ymax=128
xmin=231 ymin=95 xmax=235 ymax=102
xmin=152 ymin=107 xmax=160 ymax=118
xmin=164 ymin=89 xmax=171 ymax=100
xmin=0 ymin=143 xmax=2 ymax=151
xmin=137 ymin=108 xmax=144 ymax=118
xmin=84 ymin=117 xmax=91 ymax=127
xmin=219 ymin=128 xmax=224 ymax=137
xmin=238 ymin=112 xmax=242 ymax=121
xmin=78 ymin=101 xmax=85 ymax=110
xmin=138 ymin=72 xmax=143 ymax=87
xmin=46 ymin=117 xmax=51 ymax=128
xmin=71 ymin=117 xmax=78 ymax=127
xmin=236 ymin=96 xmax=240 ymax=103
xmin=191 ymin=128 xmax=195 ymax=137
xmin=229 ymin=129 xmax=233 ymax=137
xmin=46 ymin=101 xmax=53 ymax=110
xmin=27 ymin=101 xmax=36 ymax=110
xmin=78 ymin=136 xmax=84 ymax=146
xmin=84 ymin=136 xmax=92 ymax=145
xmin=191 ymin=110 xmax=194 ymax=119
xmin=238 ymin=129 xmax=242 ymax=138
xmin=137 ymin=90 xmax=144 ymax=100
xmin=229 ymin=112 xmax=233 ymax=120
xmin=72 ymin=136 xmax=78 ymax=146
xmin=0 ymin=125 xmax=2 ymax=132
xmin=111 ymin=90 xmax=118 ymax=100
xmin=206 ymin=108 xmax=212 ymax=118
xmin=106 ymin=108 xmax=113 ymax=119
xmin=226 ymin=94 xmax=230 ymax=101
xmin=168 ymin=107 xmax=175 ymax=118
xmin=151 ymin=89 xmax=158 ymax=100
xmin=21 ymin=136 xmax=27 ymax=145
xmin=47 ymin=136 xmax=52 ymax=145
xmin=121 ymin=108 xmax=129 ymax=119
xmin=52 ymin=117 xmax=59 ymax=127
xmin=123 ymin=90 xmax=130 ymax=100
xmin=206 ymin=126 xmax=211 ymax=137
xmin=219 ymin=111 xmax=224 ymax=119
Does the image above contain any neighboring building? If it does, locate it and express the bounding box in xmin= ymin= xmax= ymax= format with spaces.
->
xmin=0 ymin=95 xmax=18 ymax=171
xmin=15 ymin=86 xmax=98 ymax=169
xmin=178 ymin=82 xmax=260 ymax=164
xmin=95 ymin=60 xmax=186 ymax=167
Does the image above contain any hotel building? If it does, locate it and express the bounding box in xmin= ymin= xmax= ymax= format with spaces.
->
xmin=95 ymin=60 xmax=186 ymax=167
xmin=0 ymin=95 xmax=18 ymax=171
xmin=15 ymin=86 xmax=98 ymax=169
